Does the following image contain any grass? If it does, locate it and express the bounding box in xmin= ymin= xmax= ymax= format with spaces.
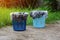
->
xmin=0 ymin=7 xmax=60 ymax=27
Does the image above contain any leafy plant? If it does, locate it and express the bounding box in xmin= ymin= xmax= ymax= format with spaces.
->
xmin=0 ymin=0 xmax=42 ymax=8
xmin=46 ymin=0 xmax=58 ymax=11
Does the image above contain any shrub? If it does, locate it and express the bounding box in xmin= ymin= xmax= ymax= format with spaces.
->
xmin=47 ymin=0 xmax=58 ymax=11
xmin=0 ymin=0 xmax=43 ymax=8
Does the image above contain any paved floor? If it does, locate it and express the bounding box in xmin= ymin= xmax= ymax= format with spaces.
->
xmin=0 ymin=24 xmax=60 ymax=40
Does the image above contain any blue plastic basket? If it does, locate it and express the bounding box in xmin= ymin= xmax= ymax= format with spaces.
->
xmin=12 ymin=20 xmax=26 ymax=31
xmin=33 ymin=15 xmax=45 ymax=28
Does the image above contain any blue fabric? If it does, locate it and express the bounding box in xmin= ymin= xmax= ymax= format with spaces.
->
xmin=12 ymin=20 xmax=26 ymax=31
xmin=33 ymin=15 xmax=45 ymax=28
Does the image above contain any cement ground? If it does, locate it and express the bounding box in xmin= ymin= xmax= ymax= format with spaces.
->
xmin=0 ymin=24 xmax=60 ymax=40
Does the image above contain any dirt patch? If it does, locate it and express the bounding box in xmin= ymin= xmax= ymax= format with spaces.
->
xmin=0 ymin=24 xmax=60 ymax=40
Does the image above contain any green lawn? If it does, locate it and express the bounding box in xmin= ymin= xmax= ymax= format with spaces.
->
xmin=0 ymin=7 xmax=60 ymax=27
